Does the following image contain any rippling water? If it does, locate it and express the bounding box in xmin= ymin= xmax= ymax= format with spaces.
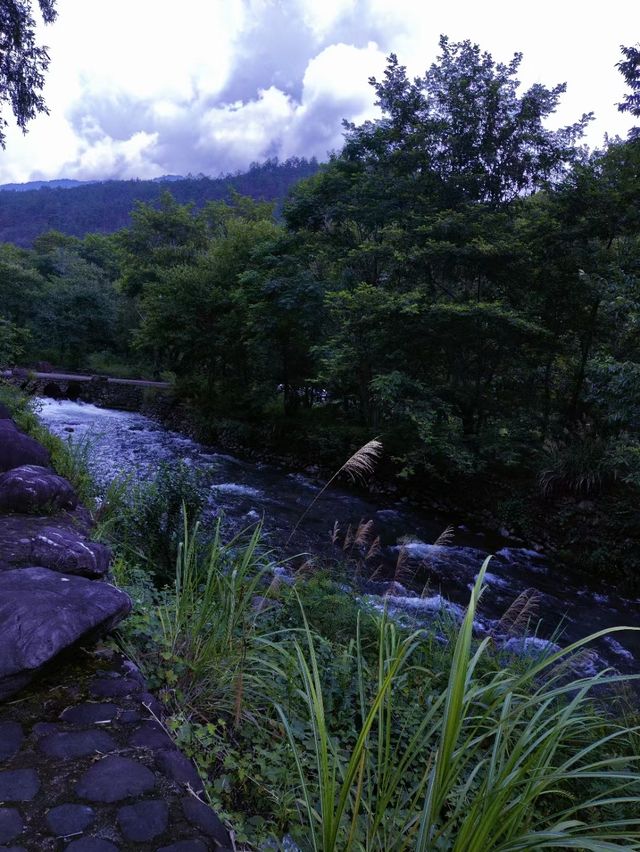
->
xmin=37 ymin=397 xmax=640 ymax=675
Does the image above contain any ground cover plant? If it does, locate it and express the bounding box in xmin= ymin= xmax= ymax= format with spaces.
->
xmin=106 ymin=467 xmax=640 ymax=850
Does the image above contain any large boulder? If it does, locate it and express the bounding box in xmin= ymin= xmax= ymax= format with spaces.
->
xmin=0 ymin=465 xmax=78 ymax=514
xmin=0 ymin=567 xmax=131 ymax=700
xmin=0 ymin=515 xmax=111 ymax=578
xmin=0 ymin=421 xmax=50 ymax=472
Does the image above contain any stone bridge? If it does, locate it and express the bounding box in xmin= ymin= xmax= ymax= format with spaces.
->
xmin=2 ymin=368 xmax=173 ymax=413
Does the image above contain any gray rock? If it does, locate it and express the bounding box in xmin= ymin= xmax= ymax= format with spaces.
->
xmin=0 ymin=809 xmax=22 ymax=844
xmin=155 ymin=750 xmax=203 ymax=794
xmin=156 ymin=842 xmax=208 ymax=852
xmin=181 ymin=797 xmax=230 ymax=846
xmin=89 ymin=677 xmax=141 ymax=698
xmin=0 ymin=567 xmax=131 ymax=700
xmin=0 ymin=423 xmax=49 ymax=473
xmin=60 ymin=703 xmax=118 ymax=724
xmin=0 ymin=466 xmax=78 ymax=514
xmin=0 ymin=770 xmax=39 ymax=802
xmin=65 ymin=840 xmax=119 ymax=852
xmin=75 ymin=756 xmax=156 ymax=803
xmin=117 ymin=800 xmax=168 ymax=842
xmin=46 ymin=804 xmax=95 ymax=837
xmin=0 ymin=723 xmax=23 ymax=761
xmin=39 ymin=729 xmax=116 ymax=759
xmin=128 ymin=721 xmax=173 ymax=751
xmin=0 ymin=516 xmax=111 ymax=578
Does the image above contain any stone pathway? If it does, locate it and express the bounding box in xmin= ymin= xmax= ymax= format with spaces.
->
xmin=0 ymin=401 xmax=235 ymax=850
xmin=0 ymin=645 xmax=233 ymax=850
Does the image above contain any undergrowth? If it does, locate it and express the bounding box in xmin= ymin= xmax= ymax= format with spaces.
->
xmin=109 ymin=476 xmax=640 ymax=849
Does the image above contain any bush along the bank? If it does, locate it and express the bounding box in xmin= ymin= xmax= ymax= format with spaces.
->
xmin=107 ymin=470 xmax=640 ymax=850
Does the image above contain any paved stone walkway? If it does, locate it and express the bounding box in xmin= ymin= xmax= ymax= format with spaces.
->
xmin=0 ymin=645 xmax=233 ymax=851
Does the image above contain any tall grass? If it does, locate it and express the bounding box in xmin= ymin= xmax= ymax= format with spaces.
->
xmin=272 ymin=558 xmax=640 ymax=851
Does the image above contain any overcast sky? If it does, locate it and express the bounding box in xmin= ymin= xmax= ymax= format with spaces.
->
xmin=0 ymin=0 xmax=638 ymax=184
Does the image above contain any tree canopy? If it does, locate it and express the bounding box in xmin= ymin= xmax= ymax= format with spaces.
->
xmin=0 ymin=0 xmax=57 ymax=148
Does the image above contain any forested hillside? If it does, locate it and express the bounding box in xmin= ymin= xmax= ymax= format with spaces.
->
xmin=2 ymin=38 xmax=640 ymax=585
xmin=0 ymin=157 xmax=319 ymax=245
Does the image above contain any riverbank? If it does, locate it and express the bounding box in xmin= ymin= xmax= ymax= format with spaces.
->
xmin=151 ymin=397 xmax=640 ymax=594
xmin=20 ymin=387 xmax=640 ymax=848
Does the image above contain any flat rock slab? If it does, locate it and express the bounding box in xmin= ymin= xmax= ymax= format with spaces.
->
xmin=0 ymin=465 xmax=78 ymax=514
xmin=0 ymin=516 xmax=111 ymax=578
xmin=0 ymin=769 xmax=39 ymax=802
xmin=0 ymin=809 xmax=23 ymax=844
xmin=76 ymin=756 xmax=156 ymax=803
xmin=0 ymin=423 xmax=50 ymax=473
xmin=0 ymin=724 xmax=23 ymax=761
xmin=117 ymin=799 xmax=168 ymax=842
xmin=45 ymin=803 xmax=95 ymax=836
xmin=0 ymin=567 xmax=130 ymax=700
xmin=38 ymin=729 xmax=116 ymax=759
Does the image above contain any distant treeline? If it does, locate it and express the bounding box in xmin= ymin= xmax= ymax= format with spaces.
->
xmin=0 ymin=158 xmax=320 ymax=245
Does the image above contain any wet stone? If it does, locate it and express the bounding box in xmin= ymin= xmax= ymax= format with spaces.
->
xmin=60 ymin=703 xmax=118 ymax=724
xmin=155 ymin=750 xmax=203 ymax=794
xmin=118 ymin=709 xmax=141 ymax=724
xmin=156 ymin=842 xmax=208 ymax=852
xmin=128 ymin=722 xmax=174 ymax=751
xmin=0 ymin=809 xmax=23 ymax=844
xmin=0 ymin=724 xmax=23 ymax=761
xmin=89 ymin=678 xmax=141 ymax=699
xmin=117 ymin=800 xmax=168 ymax=842
xmin=181 ymin=797 xmax=230 ymax=845
xmin=0 ymin=769 xmax=39 ymax=802
xmin=139 ymin=692 xmax=163 ymax=717
xmin=65 ymin=840 xmax=120 ymax=852
xmin=39 ymin=729 xmax=116 ymax=760
xmin=31 ymin=722 xmax=60 ymax=739
xmin=76 ymin=755 xmax=155 ymax=803
xmin=46 ymin=804 xmax=95 ymax=837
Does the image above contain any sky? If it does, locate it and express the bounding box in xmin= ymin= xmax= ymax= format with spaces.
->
xmin=0 ymin=0 xmax=638 ymax=184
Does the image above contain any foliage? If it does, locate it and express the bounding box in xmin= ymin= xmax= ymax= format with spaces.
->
xmin=0 ymin=0 xmax=57 ymax=148
xmin=617 ymin=44 xmax=640 ymax=139
xmin=99 ymin=462 xmax=209 ymax=585
xmin=0 ymin=381 xmax=96 ymax=503
xmin=113 ymin=511 xmax=640 ymax=849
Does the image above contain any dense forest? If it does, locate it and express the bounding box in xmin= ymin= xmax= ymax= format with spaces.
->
xmin=0 ymin=157 xmax=319 ymax=245
xmin=2 ymin=37 xmax=640 ymax=586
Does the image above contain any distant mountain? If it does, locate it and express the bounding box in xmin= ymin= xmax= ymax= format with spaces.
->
xmin=0 ymin=159 xmax=320 ymax=245
xmin=0 ymin=178 xmax=96 ymax=192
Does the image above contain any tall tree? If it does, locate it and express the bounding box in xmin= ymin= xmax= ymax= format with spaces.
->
xmin=0 ymin=0 xmax=57 ymax=147
xmin=616 ymin=43 xmax=640 ymax=139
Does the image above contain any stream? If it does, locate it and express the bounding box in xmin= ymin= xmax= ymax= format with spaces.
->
xmin=37 ymin=397 xmax=640 ymax=677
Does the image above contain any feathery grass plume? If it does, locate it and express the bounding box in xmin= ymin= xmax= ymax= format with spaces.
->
xmin=393 ymin=545 xmax=413 ymax=586
xmin=330 ymin=520 xmax=341 ymax=545
xmin=287 ymin=439 xmax=383 ymax=545
xmin=366 ymin=535 xmax=382 ymax=562
xmin=354 ymin=519 xmax=374 ymax=548
xmin=342 ymin=524 xmax=354 ymax=551
xmin=433 ymin=524 xmax=455 ymax=547
xmin=498 ymin=588 xmax=542 ymax=636
xmin=295 ymin=558 xmax=319 ymax=579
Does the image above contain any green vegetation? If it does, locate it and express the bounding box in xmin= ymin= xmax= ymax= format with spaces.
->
xmin=0 ymin=382 xmax=96 ymax=503
xmin=107 ymin=469 xmax=640 ymax=850
xmin=2 ymin=38 xmax=640 ymax=587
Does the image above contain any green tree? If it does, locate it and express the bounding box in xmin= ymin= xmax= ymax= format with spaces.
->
xmin=0 ymin=0 xmax=57 ymax=147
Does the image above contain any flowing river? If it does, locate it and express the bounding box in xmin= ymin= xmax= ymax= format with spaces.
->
xmin=37 ymin=397 xmax=640 ymax=677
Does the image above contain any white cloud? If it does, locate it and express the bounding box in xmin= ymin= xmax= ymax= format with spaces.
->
xmin=0 ymin=0 xmax=638 ymax=184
